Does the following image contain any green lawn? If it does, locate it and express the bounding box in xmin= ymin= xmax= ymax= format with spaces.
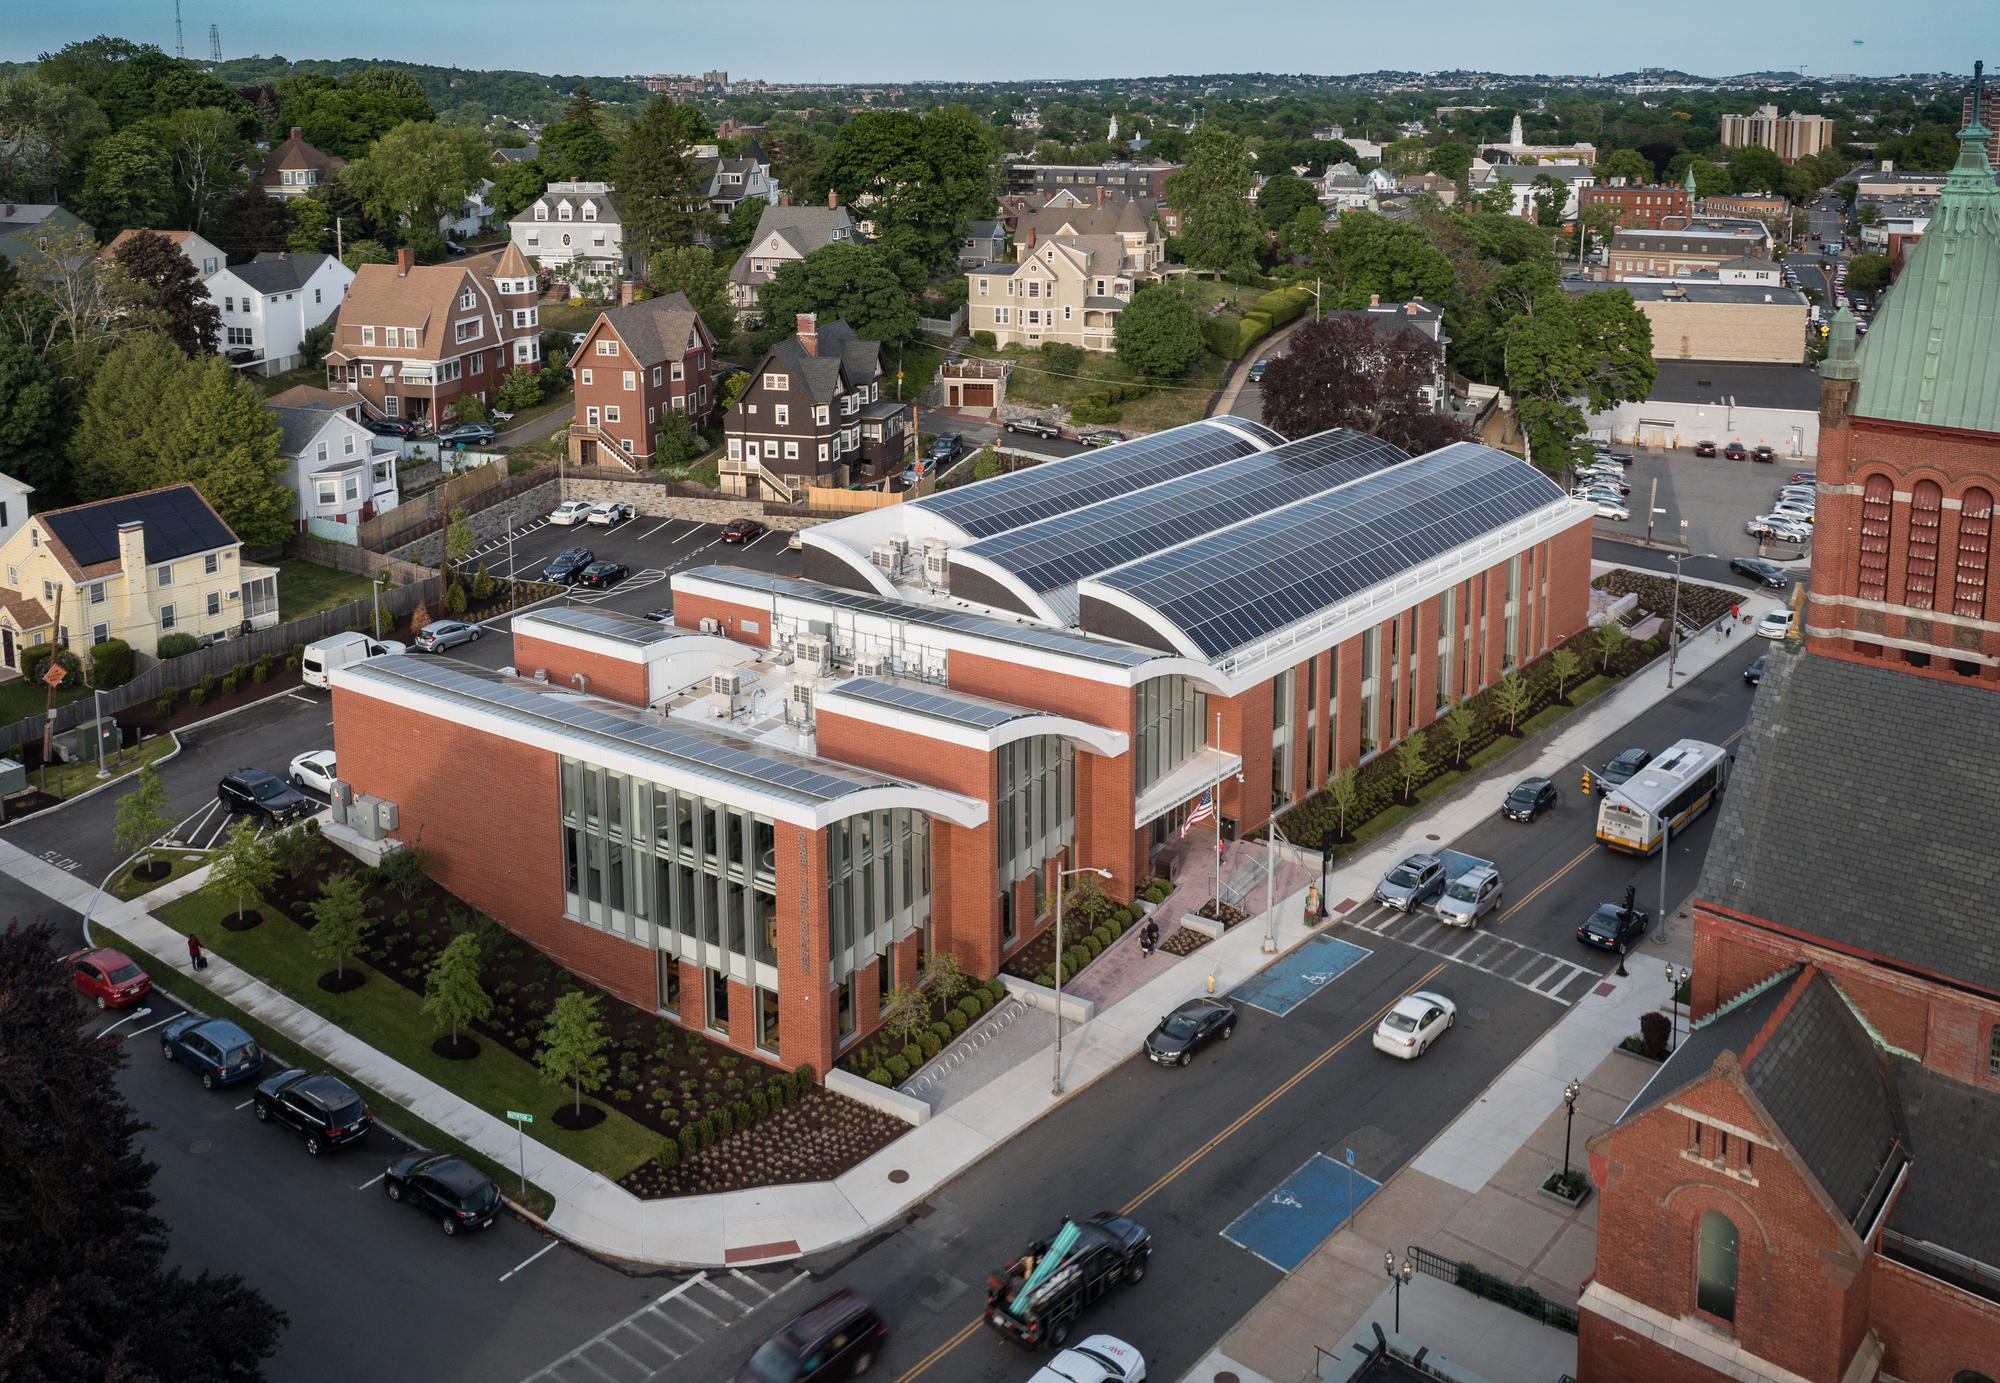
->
xmin=537 ymin=303 xmax=602 ymax=335
xmin=964 ymin=338 xmax=1230 ymax=433
xmin=495 ymin=383 xmax=574 ymax=431
xmin=256 ymin=364 xmax=329 ymax=399
xmin=97 ymin=920 xmax=556 ymax=1218
xmin=0 ymin=676 xmax=90 ymax=726
xmin=109 ymin=845 xmax=210 ymax=901
xmin=273 ymin=557 xmax=379 ymax=623
xmin=31 ymin=729 xmax=178 ymax=805
xmin=152 ymin=887 xmax=663 ymax=1184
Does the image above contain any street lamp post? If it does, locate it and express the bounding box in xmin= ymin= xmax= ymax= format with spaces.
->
xmin=1052 ymin=865 xmax=1112 ymax=1096
xmin=1561 ymin=1077 xmax=1582 ymax=1180
xmin=93 ymin=686 xmax=108 ymax=779
xmin=1318 ymin=826 xmax=1333 ymax=921
xmin=1262 ymin=818 xmax=1290 ymax=954
xmin=1385 ymin=1253 xmax=1414 ymax=1333
xmin=1665 ymin=964 xmax=1690 ymax=1052
xmin=1663 ymin=549 xmax=1687 ymax=690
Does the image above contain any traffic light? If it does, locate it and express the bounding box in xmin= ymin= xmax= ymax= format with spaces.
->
xmin=1581 ymin=769 xmax=1593 ymax=796
xmin=1321 ymin=826 xmax=1335 ymax=856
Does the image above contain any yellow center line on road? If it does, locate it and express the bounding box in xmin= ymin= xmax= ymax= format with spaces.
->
xmin=889 ymin=958 xmax=1451 ymax=1383
xmin=1496 ymin=843 xmax=1598 ymax=921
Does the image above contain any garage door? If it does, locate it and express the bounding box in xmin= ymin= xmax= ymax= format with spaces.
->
xmin=1639 ymin=420 xmax=1677 ymax=450
xmin=964 ymin=383 xmax=994 ymax=407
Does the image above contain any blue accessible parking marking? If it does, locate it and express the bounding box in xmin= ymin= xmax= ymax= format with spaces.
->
xmin=1221 ymin=1152 xmax=1382 ymax=1273
xmin=1228 ymin=933 xmax=1371 ymax=1017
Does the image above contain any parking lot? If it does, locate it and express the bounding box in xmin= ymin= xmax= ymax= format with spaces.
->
xmin=1589 ymin=444 xmax=1814 ymax=573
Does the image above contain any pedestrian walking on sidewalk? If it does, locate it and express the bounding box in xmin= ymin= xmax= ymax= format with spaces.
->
xmin=188 ymin=934 xmax=206 ymax=972
xmin=1141 ymin=919 xmax=1160 ymax=958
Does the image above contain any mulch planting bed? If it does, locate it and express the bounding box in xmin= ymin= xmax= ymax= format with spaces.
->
xmin=1196 ymin=899 xmax=1251 ymax=928
xmin=1158 ymin=926 xmax=1212 ymax=957
xmin=259 ymin=832 xmax=909 ymax=1198
xmin=120 ymin=663 xmax=307 ymax=738
xmin=1593 ymin=568 xmax=1738 ymax=630
xmin=1 ymin=791 xmax=59 ymax=822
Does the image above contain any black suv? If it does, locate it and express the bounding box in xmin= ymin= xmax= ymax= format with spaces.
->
xmin=544 ymin=548 xmax=595 ymax=584
xmin=1599 ymin=747 xmax=1652 ymax=787
xmin=384 ymin=1151 xmax=501 ymax=1236
xmin=253 ymin=1069 xmax=374 ymax=1155
xmin=218 ymin=768 xmax=313 ymax=823
xmin=734 ymin=1289 xmax=888 ymax=1383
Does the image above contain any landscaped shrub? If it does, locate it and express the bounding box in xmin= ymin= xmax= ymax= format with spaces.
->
xmin=220 ymin=675 xmax=237 ymax=696
xmin=1068 ymin=400 xmax=1121 ymax=426
xmin=199 ymin=673 xmax=216 ymax=694
xmin=957 ymin=996 xmax=981 ymax=1019
xmin=657 ymin=1139 xmax=680 ymax=1170
xmin=286 ymin=654 xmax=300 ymax=671
xmin=947 ymin=1008 xmax=968 ymax=1032
xmin=972 ymin=329 xmax=996 ymax=348
xmin=918 ymin=1031 xmax=942 ymax=1059
xmin=1202 ymin=316 xmax=1247 ymax=359
xmin=251 ymin=662 xmax=269 ymax=683
xmin=88 ymin=638 xmax=133 ymax=687
xmin=1145 ymin=884 xmax=1167 ymax=904
xmin=929 ymin=1020 xmax=952 ymax=1045
xmin=1086 ymin=936 xmax=1103 ymax=958
xmin=188 ymin=687 xmax=207 ymax=707
xmin=792 ymin=1063 xmax=815 ymax=1089
xmin=1091 ymin=926 xmax=1112 ymax=948
xmin=24 ymin=646 xmax=83 ymax=685
xmin=446 ymin=582 xmax=468 ymax=615
xmin=679 ymin=1125 xmax=700 ymax=1158
xmin=156 ymin=632 xmax=199 ymax=660
xmin=900 ymin=1043 xmax=922 ymax=1067
xmin=885 ymin=1055 xmax=911 ymax=1081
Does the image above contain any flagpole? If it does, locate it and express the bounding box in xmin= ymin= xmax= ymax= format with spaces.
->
xmin=1214 ymin=709 xmax=1223 ymax=908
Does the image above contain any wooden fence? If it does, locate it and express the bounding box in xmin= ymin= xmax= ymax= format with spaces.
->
xmin=356 ymin=462 xmax=507 ymax=550
xmin=0 ymin=575 xmax=442 ymax=756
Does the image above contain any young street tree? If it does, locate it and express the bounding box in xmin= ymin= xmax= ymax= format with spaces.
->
xmin=1328 ymin=765 xmax=1360 ymax=838
xmin=1259 ymin=313 xmax=1475 ymax=453
xmin=1395 ymin=731 xmax=1431 ymax=800
xmin=878 ymin=985 xmax=932 ymax=1048
xmin=209 ymin=817 xmax=276 ymax=923
xmin=1550 ymin=647 xmax=1582 ymax=701
xmin=1165 ymin=125 xmax=1263 ymax=276
xmin=1113 ymin=287 xmax=1204 ymax=379
xmin=111 ymin=228 xmax=221 ymax=356
xmin=423 ymin=932 xmax=492 ymax=1045
xmin=538 ymin=989 xmax=611 ymax=1115
xmin=1594 ymin=617 xmax=1631 ymax=671
xmin=1492 ymin=671 xmax=1533 ymax=733
xmin=1441 ymin=703 xmax=1477 ymax=765
xmin=308 ymin=871 xmax=374 ymax=980
xmin=113 ymin=763 xmax=173 ymax=865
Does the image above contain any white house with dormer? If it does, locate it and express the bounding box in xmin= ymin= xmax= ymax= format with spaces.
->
xmin=509 ymin=181 xmax=632 ymax=283
xmin=273 ymin=407 xmax=401 ymax=535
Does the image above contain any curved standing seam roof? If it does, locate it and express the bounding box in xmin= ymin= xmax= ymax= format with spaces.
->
xmin=960 ymin=429 xmax=1410 ymax=598
xmin=1087 ymin=443 xmax=1569 ymax=659
xmin=829 ymin=677 xmax=1054 ymax=731
xmin=910 ymin=418 xmax=1265 ymax=539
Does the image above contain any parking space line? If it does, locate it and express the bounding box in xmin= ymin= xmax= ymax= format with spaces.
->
xmin=358 ymin=1173 xmax=385 ymax=1190
xmin=643 ymin=1303 xmax=704 ymax=1343
xmin=567 ymin=1352 xmax=623 ymax=1383
xmin=235 ymin=1097 xmax=255 ymax=1109
xmin=635 ymin=519 xmax=677 ymax=541
xmin=500 ymin=1240 xmax=560 ymax=1281
xmin=737 ymin=529 xmax=770 ymax=550
xmin=617 ymin=1321 xmax=679 ymax=1362
xmin=726 ymin=1268 xmax=774 ymax=1299
xmin=670 ymin=1290 xmax=724 ymax=1324
xmin=128 ymin=1014 xmax=178 ymax=1036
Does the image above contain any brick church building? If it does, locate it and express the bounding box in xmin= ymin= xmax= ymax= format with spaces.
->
xmin=1579 ymin=83 xmax=2000 ymax=1383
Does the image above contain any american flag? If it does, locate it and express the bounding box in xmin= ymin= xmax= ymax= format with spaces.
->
xmin=1180 ymin=788 xmax=1215 ymax=838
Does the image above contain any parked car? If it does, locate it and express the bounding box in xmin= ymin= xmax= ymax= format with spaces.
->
xmin=721 ymin=519 xmax=764 ymax=544
xmin=436 ymin=421 xmax=496 ymax=446
xmin=364 ymin=418 xmax=420 ymax=439
xmin=1723 ymin=442 xmax=1749 ymax=460
xmin=383 ymin=1151 xmax=502 ymax=1236
xmin=787 ymin=531 xmax=803 ymax=550
xmin=586 ymin=502 xmax=635 ymax=527
xmin=1502 ymin=778 xmax=1559 ymax=822
xmin=1079 ymin=431 xmax=1129 ymax=448
xmin=289 ymin=749 xmax=338 ymax=795
xmin=644 ymin=609 xmax=672 ymax=623
xmin=1435 ymin=867 xmax=1504 ymax=928
xmin=550 ymin=500 xmax=594 ymax=527
xmin=1607 ymin=452 xmax=1636 ymax=467
xmin=301 ymin=632 xmax=405 ymax=689
xmin=253 ymin=1069 xmax=373 ymax=1156
xmin=218 ymin=768 xmax=313 ymax=823
xmin=1028 ymin=1338 xmax=1148 ymax=1383
xmin=1769 ymin=501 xmax=1815 ymax=525
xmin=575 ymin=562 xmax=631 ymax=589
xmin=1577 ymin=903 xmax=1648 ymax=951
xmin=1751 ymin=445 xmax=1776 ymax=463
xmin=1374 ymin=853 xmax=1446 ymax=912
xmin=544 ymin=548 xmax=596 ymax=583
xmin=1745 ymin=655 xmax=1768 ymax=686
xmin=1005 ymin=416 xmax=1064 ymax=439
xmin=413 ymin=619 xmax=481 ymax=653
xmin=1247 ymin=359 xmax=1270 ymax=382
xmin=62 ymin=946 xmax=151 ymax=1009
xmin=1693 ymin=440 xmax=1718 ymax=457
xmin=1729 ymin=557 xmax=1788 ymax=589
xmin=162 ymin=1015 xmax=265 ymax=1089
xmin=1143 ymin=998 xmax=1237 ymax=1067
xmin=927 ymin=432 xmax=963 ymax=462
xmin=1748 ymin=517 xmax=1811 ymax=543
xmin=1372 ymin=991 xmax=1456 ymax=1059
xmin=1600 ymin=747 xmax=1652 ymax=786
xmin=735 ymin=1289 xmax=888 ymax=1383
xmin=1757 ymin=609 xmax=1796 ymax=639
xmin=1588 ymin=499 xmax=1632 ymax=521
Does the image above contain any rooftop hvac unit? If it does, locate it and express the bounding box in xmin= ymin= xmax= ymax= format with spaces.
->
xmin=790 ymin=680 xmax=814 ymax=720
xmin=889 ymin=533 xmax=911 ymax=557
xmin=923 ymin=541 xmax=950 ymax=587
xmin=795 ymin=635 xmax=828 ymax=668
xmin=870 ymin=544 xmax=897 ymax=574
xmin=856 ymin=651 xmax=885 ymax=677
xmin=712 ymin=669 xmax=743 ymax=697
xmin=699 ymin=617 xmax=721 ymax=635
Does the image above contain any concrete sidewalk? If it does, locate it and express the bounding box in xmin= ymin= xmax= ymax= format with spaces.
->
xmin=0 ymin=578 xmax=1770 ymax=1270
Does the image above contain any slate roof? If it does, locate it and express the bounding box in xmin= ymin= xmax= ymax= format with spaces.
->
xmin=37 ymin=485 xmax=238 ymax=581
xmin=730 ymin=203 xmax=857 ymax=285
xmin=247 ymin=130 xmax=345 ymax=187
xmin=1699 ymin=643 xmax=2000 ymax=993
xmin=230 ymin=253 xmax=335 ymax=294
xmin=758 ymin=320 xmax=881 ymax=405
xmin=1616 ymin=974 xmax=1795 ymax=1124
xmin=596 ymin=291 xmax=708 ymax=366
xmin=1887 ymin=1058 xmax=2000 ymax=1269
xmin=1743 ymin=973 xmax=1904 ymax=1226
xmin=492 ymin=143 xmax=539 ymax=164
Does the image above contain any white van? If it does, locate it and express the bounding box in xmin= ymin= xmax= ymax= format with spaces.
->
xmin=301 ymin=632 xmax=407 ymax=689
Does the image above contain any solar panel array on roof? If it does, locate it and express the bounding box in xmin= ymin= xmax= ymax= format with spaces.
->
xmin=911 ymin=420 xmax=1262 ymax=539
xmin=1090 ymin=444 xmax=1570 ymax=659
xmin=523 ymin=606 xmax=689 ymax=647
xmin=43 ymin=486 xmax=235 ymax=569
xmin=830 ymin=677 xmax=1051 ymax=731
xmin=685 ymin=567 xmax=1162 ymax=668
xmin=353 ymin=656 xmax=908 ymax=805
xmin=961 ymin=429 xmax=1409 ymax=597
xmin=1212 ymin=415 xmax=1287 ymax=448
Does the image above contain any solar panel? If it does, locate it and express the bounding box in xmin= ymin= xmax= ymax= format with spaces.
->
xmin=522 ymin=606 xmax=688 ymax=647
xmin=1089 ymin=444 xmax=1569 ymax=659
xmin=961 ymin=429 xmax=1408 ymax=597
xmin=352 ymin=656 xmax=917 ymax=806
xmin=44 ymin=486 xmax=235 ymax=569
xmin=830 ymin=677 xmax=1052 ymax=731
xmin=684 ymin=568 xmax=1161 ymax=668
xmin=911 ymin=419 xmax=1263 ymax=539
xmin=1211 ymin=415 xmax=1287 ymax=448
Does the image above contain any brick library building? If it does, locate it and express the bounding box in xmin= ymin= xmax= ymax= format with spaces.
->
xmin=1580 ymin=102 xmax=2000 ymax=1383
xmin=330 ymin=418 xmax=1594 ymax=1077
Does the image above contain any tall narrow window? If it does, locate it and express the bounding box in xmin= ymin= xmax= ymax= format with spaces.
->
xmin=1696 ymin=1210 xmax=1739 ymax=1322
xmin=1857 ymin=473 xmax=1893 ymax=602
xmin=707 ymin=969 xmax=730 ymax=1034
xmin=1906 ymin=480 xmax=1943 ymax=610
xmin=1956 ymin=488 xmax=1992 ymax=620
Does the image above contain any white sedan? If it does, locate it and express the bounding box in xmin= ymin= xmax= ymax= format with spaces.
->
xmin=1029 ymin=1335 xmax=1146 ymax=1383
xmin=288 ymin=750 xmax=337 ymax=796
xmin=1373 ymin=990 xmax=1457 ymax=1059
xmin=1586 ymin=498 xmax=1631 ymax=521
xmin=586 ymin=502 xmax=635 ymax=527
xmin=549 ymin=500 xmax=593 ymax=526
xmin=1757 ymin=609 xmax=1796 ymax=639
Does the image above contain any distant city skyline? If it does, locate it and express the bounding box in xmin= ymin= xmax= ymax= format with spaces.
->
xmin=4 ymin=0 xmax=1991 ymax=87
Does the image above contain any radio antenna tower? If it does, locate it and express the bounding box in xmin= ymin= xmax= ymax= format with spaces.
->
xmin=174 ymin=0 xmax=185 ymax=58
xmin=209 ymin=24 xmax=221 ymax=63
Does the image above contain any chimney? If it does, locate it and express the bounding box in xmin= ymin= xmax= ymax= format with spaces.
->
xmin=117 ymin=521 xmax=150 ymax=627
xmin=620 ymin=281 xmax=636 ymax=306
xmin=396 ymin=247 xmax=415 ymax=276
xmin=289 ymin=127 xmax=302 ymax=141
xmin=1369 ymin=293 xmax=1379 ymax=307
xmin=828 ymin=189 xmax=838 ymax=209
xmin=781 ymin=195 xmax=790 ymax=207
xmin=798 ymin=313 xmax=818 ymax=356
xmin=1405 ymin=302 xmax=1418 ymax=315
xmin=1027 ymin=227 xmax=1037 ymax=249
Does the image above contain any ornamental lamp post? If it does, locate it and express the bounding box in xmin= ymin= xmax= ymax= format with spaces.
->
xmin=1052 ymin=865 xmax=1112 ymax=1096
xmin=1666 ymin=963 xmax=1690 ymax=1052
xmin=1385 ymin=1252 xmax=1414 ymax=1332
xmin=1561 ymin=1077 xmax=1582 ymax=1181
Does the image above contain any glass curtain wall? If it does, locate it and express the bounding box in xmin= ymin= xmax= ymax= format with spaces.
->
xmin=827 ymin=806 xmax=933 ymax=982
xmin=1270 ymin=668 xmax=1294 ymax=810
xmin=1503 ymin=556 xmax=1521 ymax=672
xmin=1135 ymin=675 xmax=1208 ymax=793
xmin=996 ymin=734 xmax=1075 ymax=942
xmin=1358 ymin=627 xmax=1379 ymax=756
xmin=1436 ymin=589 xmax=1455 ymax=712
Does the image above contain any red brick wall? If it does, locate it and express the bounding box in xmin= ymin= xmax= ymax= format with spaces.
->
xmin=1871 ymin=1253 xmax=2000 ymax=1382
xmin=511 ymin=633 xmax=647 ymax=707
xmin=672 ymin=592 xmax=773 ymax=648
xmin=1412 ymin=597 xmax=1439 ymax=734
xmin=1576 ymin=1315 xmax=1737 ymax=1383
xmin=1220 ymin=680 xmax=1273 ymax=836
xmin=1548 ymin=517 xmax=1595 ymax=645
xmin=775 ymin=820 xmax=833 ymax=1076
xmin=1689 ymin=916 xmax=1799 ymax=1020
xmin=1334 ymin=632 xmax=1362 ymax=772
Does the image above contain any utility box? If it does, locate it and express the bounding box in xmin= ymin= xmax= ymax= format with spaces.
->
xmin=0 ymin=758 xmax=25 ymax=796
xmin=59 ymin=718 xmax=117 ymax=764
xmin=376 ymin=799 xmax=398 ymax=832
xmin=351 ymin=794 xmax=387 ymax=841
xmin=329 ymin=779 xmax=352 ymax=826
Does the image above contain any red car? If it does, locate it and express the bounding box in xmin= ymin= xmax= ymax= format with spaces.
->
xmin=721 ymin=519 xmax=764 ymax=544
xmin=1723 ymin=442 xmax=1749 ymax=461
xmin=63 ymin=946 xmax=152 ymax=1009
xmin=1694 ymin=440 xmax=1717 ymax=457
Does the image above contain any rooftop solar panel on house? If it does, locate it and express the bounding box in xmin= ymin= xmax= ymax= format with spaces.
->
xmin=42 ymin=486 xmax=235 ymax=569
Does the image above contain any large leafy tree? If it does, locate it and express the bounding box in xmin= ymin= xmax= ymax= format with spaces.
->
xmin=821 ymin=107 xmax=993 ymax=275
xmin=0 ymin=919 xmax=289 ymax=1380
xmin=0 ymin=342 xmax=65 ymax=496
xmin=161 ymin=107 xmax=248 ymax=235
xmin=539 ymin=88 xmax=621 ymax=184
xmin=0 ymin=71 xmax=110 ymax=202
xmin=1504 ymin=287 xmax=1656 ymax=477
xmin=1303 ymin=209 xmax=1459 ymax=310
xmin=488 ymin=158 xmax=550 ymax=218
xmin=1257 ymin=171 xmax=1319 ymax=230
xmin=1599 ymin=148 xmax=1653 ymax=186
xmin=279 ymin=69 xmax=435 ymax=162
xmin=88 ymin=48 xmax=257 ymax=138
xmin=1113 ymin=287 xmax=1204 ymax=379
xmin=758 ymin=242 xmax=924 ymax=344
xmin=612 ymin=97 xmax=717 ymax=264
xmin=1725 ymin=144 xmax=1787 ymax=196
xmin=1164 ymin=124 xmax=1263 ymax=275
xmin=212 ymin=188 xmax=293 ymax=264
xmin=1259 ymin=313 xmax=1474 ymax=454
xmin=77 ymin=124 xmax=172 ymax=240
xmin=3 ymin=225 xmax=149 ymax=408
xmin=340 ymin=121 xmax=491 ymax=245
xmin=1428 ymin=141 xmax=1475 ymax=181
xmin=112 ymin=230 xmax=220 ymax=357
xmin=648 ymin=245 xmax=735 ymax=350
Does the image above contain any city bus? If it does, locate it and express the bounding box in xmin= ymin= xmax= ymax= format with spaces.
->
xmin=1595 ymin=739 xmax=1730 ymax=856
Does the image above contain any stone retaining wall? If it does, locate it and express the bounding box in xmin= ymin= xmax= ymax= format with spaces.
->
xmin=389 ymin=480 xmax=560 ymax=567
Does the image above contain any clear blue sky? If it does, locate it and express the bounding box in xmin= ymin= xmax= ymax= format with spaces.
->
xmin=4 ymin=0 xmax=1989 ymax=85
